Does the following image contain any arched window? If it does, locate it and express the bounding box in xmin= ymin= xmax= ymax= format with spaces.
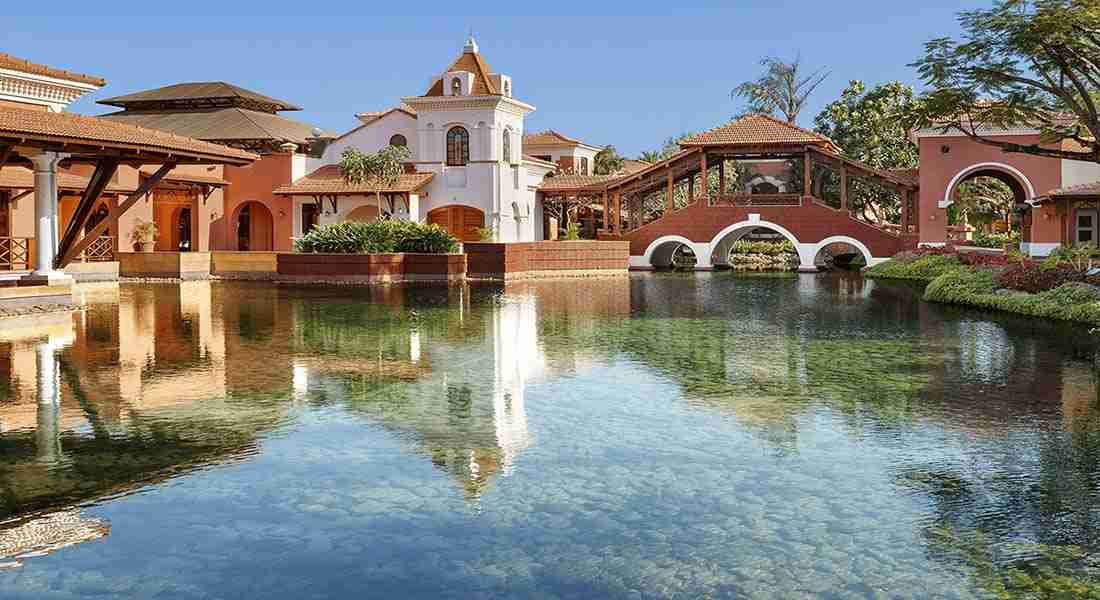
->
xmin=446 ymin=127 xmax=470 ymax=166
xmin=580 ymin=157 xmax=589 ymax=175
xmin=451 ymin=77 xmax=462 ymax=96
xmin=502 ymin=130 xmax=511 ymax=163
xmin=389 ymin=134 xmax=407 ymax=147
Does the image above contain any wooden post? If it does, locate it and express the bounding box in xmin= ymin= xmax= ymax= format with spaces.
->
xmin=839 ymin=164 xmax=848 ymax=211
xmin=718 ymin=159 xmax=726 ymax=200
xmin=666 ymin=168 xmax=674 ymax=212
xmin=55 ymin=158 xmax=120 ymax=268
xmin=803 ymin=150 xmax=813 ymax=198
xmin=688 ymin=174 xmax=695 ymax=203
xmin=700 ymin=153 xmax=708 ymax=202
xmin=901 ymin=189 xmax=910 ymax=232
xmin=602 ymin=190 xmax=609 ymax=233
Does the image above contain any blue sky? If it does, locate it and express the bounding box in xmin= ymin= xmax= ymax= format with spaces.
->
xmin=7 ymin=1 xmax=975 ymax=156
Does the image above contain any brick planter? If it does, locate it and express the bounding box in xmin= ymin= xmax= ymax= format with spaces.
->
xmin=118 ymin=252 xmax=210 ymax=280
xmin=465 ymin=241 xmax=630 ymax=280
xmin=276 ymin=253 xmax=465 ymax=283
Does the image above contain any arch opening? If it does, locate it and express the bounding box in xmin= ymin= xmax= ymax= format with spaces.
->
xmin=944 ymin=167 xmax=1030 ymax=242
xmin=710 ymin=223 xmax=803 ymax=268
xmin=235 ymin=201 xmax=274 ymax=251
xmin=649 ymin=240 xmax=697 ymax=270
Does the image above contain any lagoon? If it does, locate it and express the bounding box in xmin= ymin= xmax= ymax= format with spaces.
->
xmin=1 ymin=273 xmax=1098 ymax=599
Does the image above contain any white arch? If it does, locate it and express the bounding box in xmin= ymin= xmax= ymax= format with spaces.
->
xmin=707 ymin=218 xmax=811 ymax=265
xmin=940 ymin=162 xmax=1036 ymax=208
xmin=814 ymin=235 xmax=874 ymax=265
xmin=642 ymin=235 xmax=697 ymax=263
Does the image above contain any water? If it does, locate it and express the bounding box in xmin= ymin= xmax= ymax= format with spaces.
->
xmin=1 ymin=273 xmax=1099 ymax=599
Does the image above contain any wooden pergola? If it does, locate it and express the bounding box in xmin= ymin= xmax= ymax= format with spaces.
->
xmin=0 ymin=105 xmax=255 ymax=279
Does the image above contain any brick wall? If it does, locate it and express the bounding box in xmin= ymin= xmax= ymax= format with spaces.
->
xmin=465 ymin=241 xmax=630 ymax=278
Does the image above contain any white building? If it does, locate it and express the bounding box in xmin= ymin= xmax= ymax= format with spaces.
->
xmin=295 ymin=37 xmax=567 ymax=242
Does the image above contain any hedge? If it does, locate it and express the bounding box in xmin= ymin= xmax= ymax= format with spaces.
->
xmin=864 ymin=254 xmax=963 ymax=282
xmin=294 ymin=220 xmax=458 ymax=254
xmin=923 ymin=268 xmax=1100 ymax=325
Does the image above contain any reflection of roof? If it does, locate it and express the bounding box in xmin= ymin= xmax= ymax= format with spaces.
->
xmin=99 ymin=81 xmax=301 ymax=112
xmin=0 ymin=52 xmax=105 ymax=87
xmin=680 ymin=114 xmax=834 ymax=147
xmin=0 ymin=105 xmax=257 ymax=165
xmin=0 ymin=511 xmax=110 ymax=569
xmin=99 ymin=107 xmax=322 ymax=146
xmin=273 ymin=164 xmax=434 ymax=196
xmin=0 ymin=166 xmax=135 ymax=192
xmin=423 ymin=50 xmax=499 ymax=97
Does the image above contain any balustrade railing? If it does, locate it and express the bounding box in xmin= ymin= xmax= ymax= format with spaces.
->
xmin=0 ymin=237 xmax=30 ymax=271
xmin=708 ymin=193 xmax=804 ymax=207
xmin=81 ymin=236 xmax=116 ymax=262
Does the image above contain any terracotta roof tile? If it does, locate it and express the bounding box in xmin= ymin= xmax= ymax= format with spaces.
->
xmin=273 ymin=164 xmax=434 ymax=195
xmin=139 ymin=166 xmax=229 ymax=187
xmin=0 ymin=105 xmax=256 ymax=164
xmin=680 ymin=114 xmax=834 ymax=148
xmin=424 ymin=51 xmax=498 ymax=97
xmin=1035 ymin=181 xmax=1100 ymax=201
xmin=0 ymin=52 xmax=105 ymax=87
xmin=538 ymin=173 xmax=621 ymax=192
xmin=0 ymin=166 xmax=134 ymax=192
xmin=522 ymin=130 xmax=581 ymax=146
xmin=620 ymin=159 xmax=650 ymax=174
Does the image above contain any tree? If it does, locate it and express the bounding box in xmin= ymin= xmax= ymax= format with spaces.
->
xmin=814 ymin=80 xmax=920 ymax=224
xmin=733 ymin=56 xmax=829 ymax=123
xmin=906 ymin=0 xmax=1100 ymax=163
xmin=340 ymin=144 xmax=412 ymax=218
xmin=638 ymin=150 xmax=662 ymax=164
xmin=952 ymin=176 xmax=1016 ymax=229
xmin=593 ymin=145 xmax=625 ymax=175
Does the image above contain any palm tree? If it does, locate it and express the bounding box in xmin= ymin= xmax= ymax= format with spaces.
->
xmin=733 ymin=56 xmax=829 ymax=123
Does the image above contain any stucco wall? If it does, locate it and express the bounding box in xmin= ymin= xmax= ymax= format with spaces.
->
xmin=224 ymin=152 xmax=295 ymax=251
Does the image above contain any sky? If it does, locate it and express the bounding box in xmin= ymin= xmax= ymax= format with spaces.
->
xmin=6 ymin=1 xmax=977 ymax=157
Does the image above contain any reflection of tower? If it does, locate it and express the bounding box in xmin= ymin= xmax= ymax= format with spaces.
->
xmin=35 ymin=332 xmax=74 ymax=466
xmin=492 ymin=294 xmax=537 ymax=475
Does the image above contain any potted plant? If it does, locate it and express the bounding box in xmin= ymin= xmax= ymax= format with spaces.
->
xmin=131 ymin=219 xmax=158 ymax=252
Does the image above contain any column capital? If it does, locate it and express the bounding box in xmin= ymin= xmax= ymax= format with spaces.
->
xmin=28 ymin=151 xmax=69 ymax=172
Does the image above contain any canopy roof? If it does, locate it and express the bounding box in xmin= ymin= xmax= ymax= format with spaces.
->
xmin=0 ymin=52 xmax=105 ymax=87
xmin=273 ymin=164 xmax=434 ymax=196
xmin=0 ymin=165 xmax=134 ymax=192
xmin=99 ymin=81 xmax=301 ymax=113
xmin=680 ymin=114 xmax=836 ymax=149
xmin=99 ymin=107 xmax=322 ymax=147
xmin=0 ymin=105 xmax=256 ymax=166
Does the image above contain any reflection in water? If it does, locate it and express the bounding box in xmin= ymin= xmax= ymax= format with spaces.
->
xmin=0 ymin=274 xmax=1098 ymax=597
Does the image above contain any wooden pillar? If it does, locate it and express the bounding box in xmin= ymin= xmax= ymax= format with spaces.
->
xmin=688 ymin=174 xmax=695 ymax=203
xmin=718 ymin=159 xmax=726 ymax=199
xmin=700 ymin=153 xmax=708 ymax=201
xmin=803 ymin=150 xmax=813 ymax=198
xmin=666 ymin=168 xmax=674 ymax=212
xmin=602 ymin=190 xmax=609 ymax=233
xmin=839 ymin=164 xmax=848 ymax=211
xmin=901 ymin=189 xmax=910 ymax=232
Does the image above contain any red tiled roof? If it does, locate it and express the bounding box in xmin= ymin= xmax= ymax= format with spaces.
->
xmin=1035 ymin=181 xmax=1100 ymax=202
xmin=273 ymin=164 xmax=434 ymax=196
xmin=0 ymin=105 xmax=257 ymax=165
xmin=139 ymin=166 xmax=229 ymax=187
xmin=423 ymin=51 xmax=498 ymax=97
xmin=620 ymin=159 xmax=650 ymax=174
xmin=522 ymin=130 xmax=582 ymax=146
xmin=0 ymin=52 xmax=105 ymax=87
xmin=680 ymin=114 xmax=835 ymax=148
xmin=0 ymin=166 xmax=134 ymax=192
xmin=538 ymin=173 xmax=621 ymax=192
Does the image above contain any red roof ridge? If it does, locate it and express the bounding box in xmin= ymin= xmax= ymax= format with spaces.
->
xmin=0 ymin=52 xmax=105 ymax=87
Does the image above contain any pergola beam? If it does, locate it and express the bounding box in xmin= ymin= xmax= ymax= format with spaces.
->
xmin=55 ymin=157 xmax=120 ymax=268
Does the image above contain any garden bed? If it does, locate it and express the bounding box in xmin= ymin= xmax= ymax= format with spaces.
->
xmin=865 ymin=247 xmax=1100 ymax=325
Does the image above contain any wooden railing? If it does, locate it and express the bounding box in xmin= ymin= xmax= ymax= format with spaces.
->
xmin=81 ymin=236 xmax=115 ymax=262
xmin=0 ymin=237 xmax=30 ymax=271
xmin=709 ymin=193 xmax=804 ymax=207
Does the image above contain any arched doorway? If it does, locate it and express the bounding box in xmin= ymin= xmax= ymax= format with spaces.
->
xmin=427 ymin=205 xmax=485 ymax=242
xmin=943 ymin=165 xmax=1032 ymax=244
xmin=236 ymin=202 xmax=274 ymax=251
xmin=345 ymin=205 xmax=380 ymax=223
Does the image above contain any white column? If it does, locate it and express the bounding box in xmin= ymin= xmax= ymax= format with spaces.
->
xmin=28 ymin=152 xmax=67 ymax=278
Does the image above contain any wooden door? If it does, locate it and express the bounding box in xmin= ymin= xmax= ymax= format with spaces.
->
xmin=154 ymin=189 xmax=195 ymax=251
xmin=0 ymin=192 xmax=9 ymax=237
xmin=427 ymin=205 xmax=484 ymax=242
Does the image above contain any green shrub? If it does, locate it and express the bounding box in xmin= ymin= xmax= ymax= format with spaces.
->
xmin=561 ymin=223 xmax=581 ymax=241
xmin=924 ymin=268 xmax=1100 ymax=325
xmin=923 ymin=267 xmax=997 ymax=303
xmin=730 ymin=239 xmax=796 ymax=256
xmin=866 ymin=254 xmax=963 ymax=282
xmin=294 ymin=220 xmax=458 ymax=254
xmin=970 ymin=230 xmax=1019 ymax=249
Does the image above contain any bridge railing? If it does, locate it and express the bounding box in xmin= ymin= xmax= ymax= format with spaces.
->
xmin=708 ymin=193 xmax=803 ymax=207
xmin=0 ymin=237 xmax=30 ymax=271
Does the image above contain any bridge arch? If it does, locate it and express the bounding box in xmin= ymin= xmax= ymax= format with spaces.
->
xmin=707 ymin=219 xmax=812 ymax=268
xmin=813 ymin=235 xmax=874 ymax=268
xmin=940 ymin=162 xmax=1036 ymax=209
xmin=644 ymin=235 xmax=699 ymax=268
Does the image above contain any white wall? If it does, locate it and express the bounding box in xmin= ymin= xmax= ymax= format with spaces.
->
xmin=1062 ymin=158 xmax=1100 ymax=188
xmin=309 ymin=111 xmax=418 ymax=174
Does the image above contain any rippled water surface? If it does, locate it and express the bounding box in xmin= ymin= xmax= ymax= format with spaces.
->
xmin=2 ymin=273 xmax=1100 ymax=599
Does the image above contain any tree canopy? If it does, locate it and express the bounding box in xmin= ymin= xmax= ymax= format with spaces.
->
xmin=732 ymin=56 xmax=829 ymax=123
xmin=593 ymin=145 xmax=625 ymax=175
xmin=906 ymin=0 xmax=1100 ymax=163
xmin=339 ymin=144 xmax=412 ymax=217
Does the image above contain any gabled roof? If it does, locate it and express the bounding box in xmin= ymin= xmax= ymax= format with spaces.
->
xmin=98 ymin=107 xmax=323 ymax=146
xmin=273 ymin=164 xmax=434 ymax=196
xmin=337 ymin=106 xmax=418 ymax=142
xmin=0 ymin=52 xmax=105 ymax=87
xmin=523 ymin=130 xmax=582 ymax=146
xmin=99 ymin=82 xmax=301 ymax=113
xmin=679 ymin=114 xmax=835 ymax=148
xmin=423 ymin=49 xmax=499 ymax=97
xmin=0 ymin=105 xmax=256 ymax=165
